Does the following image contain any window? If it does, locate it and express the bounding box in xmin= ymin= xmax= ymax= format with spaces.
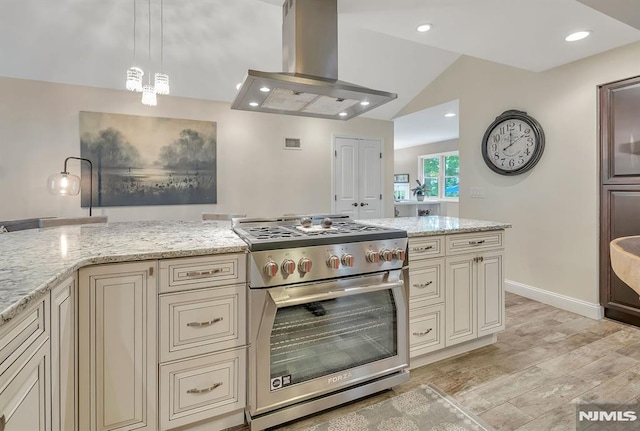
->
xmin=419 ymin=151 xmax=459 ymax=199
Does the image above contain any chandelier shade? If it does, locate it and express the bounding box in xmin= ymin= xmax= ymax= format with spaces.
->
xmin=154 ymin=72 xmax=170 ymax=95
xmin=126 ymin=66 xmax=144 ymax=92
xmin=142 ymin=84 xmax=157 ymax=106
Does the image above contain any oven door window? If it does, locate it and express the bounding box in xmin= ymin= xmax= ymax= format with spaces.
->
xmin=269 ymin=289 xmax=397 ymax=387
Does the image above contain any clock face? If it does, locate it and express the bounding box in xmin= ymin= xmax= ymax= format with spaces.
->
xmin=482 ymin=112 xmax=544 ymax=175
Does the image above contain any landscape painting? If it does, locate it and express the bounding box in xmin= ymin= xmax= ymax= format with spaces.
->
xmin=79 ymin=112 xmax=217 ymax=207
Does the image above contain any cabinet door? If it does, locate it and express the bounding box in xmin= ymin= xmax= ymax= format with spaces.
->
xmin=0 ymin=340 xmax=49 ymax=431
xmin=51 ymin=276 xmax=77 ymax=431
xmin=445 ymin=254 xmax=476 ymax=346
xmin=79 ymin=262 xmax=157 ymax=431
xmin=477 ymin=251 xmax=505 ymax=336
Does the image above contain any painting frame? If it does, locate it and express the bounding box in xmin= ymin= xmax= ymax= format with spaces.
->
xmin=79 ymin=111 xmax=217 ymax=207
xmin=394 ymin=173 xmax=410 ymax=183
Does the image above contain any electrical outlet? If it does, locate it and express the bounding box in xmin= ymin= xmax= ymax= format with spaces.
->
xmin=470 ymin=187 xmax=485 ymax=198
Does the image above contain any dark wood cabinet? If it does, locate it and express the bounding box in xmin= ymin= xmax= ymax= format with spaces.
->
xmin=600 ymin=76 xmax=640 ymax=326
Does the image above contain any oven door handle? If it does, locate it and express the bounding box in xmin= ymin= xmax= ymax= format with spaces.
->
xmin=268 ymin=278 xmax=405 ymax=308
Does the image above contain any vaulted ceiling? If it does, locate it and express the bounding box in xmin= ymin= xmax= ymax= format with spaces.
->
xmin=1 ymin=0 xmax=639 ymax=143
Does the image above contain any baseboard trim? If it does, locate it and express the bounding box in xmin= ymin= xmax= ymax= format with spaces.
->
xmin=505 ymin=279 xmax=603 ymax=320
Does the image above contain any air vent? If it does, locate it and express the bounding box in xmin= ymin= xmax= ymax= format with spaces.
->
xmin=284 ymin=138 xmax=301 ymax=150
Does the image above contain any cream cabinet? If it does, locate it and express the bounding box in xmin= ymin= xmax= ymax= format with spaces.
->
xmin=407 ymin=230 xmax=505 ymax=361
xmin=0 ymin=296 xmax=50 ymax=431
xmin=444 ymin=231 xmax=505 ymax=345
xmin=51 ymin=275 xmax=77 ymax=431
xmin=79 ymin=261 xmax=158 ymax=431
xmin=158 ymin=254 xmax=247 ymax=431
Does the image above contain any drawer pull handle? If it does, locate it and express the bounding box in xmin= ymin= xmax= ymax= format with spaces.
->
xmin=185 ymin=269 xmax=224 ymax=278
xmin=187 ymin=382 xmax=223 ymax=394
xmin=413 ymin=328 xmax=433 ymax=336
xmin=413 ymin=281 xmax=433 ymax=288
xmin=468 ymin=240 xmax=485 ymax=245
xmin=413 ymin=245 xmax=434 ymax=252
xmin=187 ymin=317 xmax=223 ymax=327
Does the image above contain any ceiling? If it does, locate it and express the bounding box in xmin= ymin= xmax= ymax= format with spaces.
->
xmin=1 ymin=0 xmax=639 ymax=148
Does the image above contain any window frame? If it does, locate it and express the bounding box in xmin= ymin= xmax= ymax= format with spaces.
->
xmin=418 ymin=151 xmax=459 ymax=201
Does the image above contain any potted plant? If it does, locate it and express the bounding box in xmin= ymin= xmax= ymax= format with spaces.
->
xmin=411 ymin=180 xmax=429 ymax=201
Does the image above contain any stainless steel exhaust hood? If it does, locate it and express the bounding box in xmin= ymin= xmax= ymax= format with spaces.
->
xmin=231 ymin=0 xmax=397 ymax=121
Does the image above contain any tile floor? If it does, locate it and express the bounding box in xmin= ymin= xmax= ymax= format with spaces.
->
xmin=234 ymin=293 xmax=640 ymax=430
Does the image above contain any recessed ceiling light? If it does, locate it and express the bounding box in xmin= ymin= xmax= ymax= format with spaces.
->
xmin=339 ymin=112 xmax=348 ymax=117
xmin=360 ymin=101 xmax=370 ymax=106
xmin=249 ymin=102 xmax=259 ymax=107
xmin=236 ymin=83 xmax=242 ymax=90
xmin=565 ymin=31 xmax=590 ymax=42
xmin=259 ymin=86 xmax=271 ymax=92
xmin=444 ymin=112 xmax=456 ymax=118
xmin=417 ymin=24 xmax=432 ymax=33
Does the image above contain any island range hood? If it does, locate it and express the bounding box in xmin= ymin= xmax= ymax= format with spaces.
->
xmin=231 ymin=0 xmax=397 ymax=121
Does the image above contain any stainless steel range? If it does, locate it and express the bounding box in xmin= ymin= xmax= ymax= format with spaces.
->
xmin=233 ymin=215 xmax=410 ymax=430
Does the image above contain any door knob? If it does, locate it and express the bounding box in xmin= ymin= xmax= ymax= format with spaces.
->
xmin=360 ymin=202 xmax=369 ymax=207
xmin=351 ymin=202 xmax=358 ymax=207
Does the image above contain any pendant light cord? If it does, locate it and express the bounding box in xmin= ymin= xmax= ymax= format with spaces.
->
xmin=147 ymin=0 xmax=151 ymax=85
xmin=160 ymin=0 xmax=164 ymax=71
xmin=132 ymin=0 xmax=136 ymax=64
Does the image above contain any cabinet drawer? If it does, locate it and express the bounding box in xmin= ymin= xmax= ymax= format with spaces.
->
xmin=445 ymin=231 xmax=503 ymax=255
xmin=0 ymin=297 xmax=48 ymax=378
xmin=408 ymin=258 xmax=444 ymax=308
xmin=159 ymin=254 xmax=247 ymax=293
xmin=159 ymin=348 xmax=246 ymax=431
xmin=408 ymin=236 xmax=444 ymax=260
xmin=159 ymin=285 xmax=246 ymax=362
xmin=409 ymin=304 xmax=445 ymax=358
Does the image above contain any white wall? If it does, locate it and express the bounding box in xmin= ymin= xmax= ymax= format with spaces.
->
xmin=394 ymin=139 xmax=458 ymax=186
xmin=398 ymin=41 xmax=640 ymax=305
xmin=0 ymin=77 xmax=394 ymax=222
xmin=394 ymin=139 xmax=459 ymax=217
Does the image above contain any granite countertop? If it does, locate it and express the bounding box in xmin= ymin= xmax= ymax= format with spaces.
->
xmin=358 ymin=216 xmax=511 ymax=237
xmin=0 ymin=215 xmax=510 ymax=328
xmin=0 ymin=221 xmax=248 ymax=326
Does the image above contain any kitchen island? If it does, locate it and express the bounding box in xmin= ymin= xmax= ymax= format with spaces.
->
xmin=0 ymin=215 xmax=509 ymax=431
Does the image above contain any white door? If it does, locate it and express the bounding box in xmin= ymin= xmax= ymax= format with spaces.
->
xmin=333 ymin=136 xmax=383 ymax=219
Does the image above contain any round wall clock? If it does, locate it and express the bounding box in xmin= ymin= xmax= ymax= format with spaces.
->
xmin=481 ymin=109 xmax=545 ymax=176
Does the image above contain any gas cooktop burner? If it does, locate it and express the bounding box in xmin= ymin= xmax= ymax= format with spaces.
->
xmin=232 ymin=214 xmax=406 ymax=251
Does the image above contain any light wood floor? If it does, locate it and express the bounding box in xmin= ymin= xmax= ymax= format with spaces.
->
xmin=236 ymin=293 xmax=640 ymax=430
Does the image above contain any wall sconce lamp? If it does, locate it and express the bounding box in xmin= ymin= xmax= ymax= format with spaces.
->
xmin=47 ymin=157 xmax=93 ymax=216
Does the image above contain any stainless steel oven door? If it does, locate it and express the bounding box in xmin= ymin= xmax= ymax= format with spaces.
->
xmin=247 ymin=269 xmax=408 ymax=417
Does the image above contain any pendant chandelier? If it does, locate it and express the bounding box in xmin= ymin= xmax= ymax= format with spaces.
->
xmin=125 ymin=0 xmax=169 ymax=105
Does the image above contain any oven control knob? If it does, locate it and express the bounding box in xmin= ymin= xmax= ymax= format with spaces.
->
xmin=263 ymin=261 xmax=278 ymax=278
xmin=341 ymin=254 xmax=355 ymax=267
xmin=392 ymin=248 xmax=406 ymax=261
xmin=281 ymin=259 xmax=296 ymax=275
xmin=327 ymin=255 xmax=340 ymax=269
xmin=298 ymin=257 xmax=312 ymax=274
xmin=379 ymin=249 xmax=394 ymax=262
xmin=366 ymin=250 xmax=379 ymax=264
